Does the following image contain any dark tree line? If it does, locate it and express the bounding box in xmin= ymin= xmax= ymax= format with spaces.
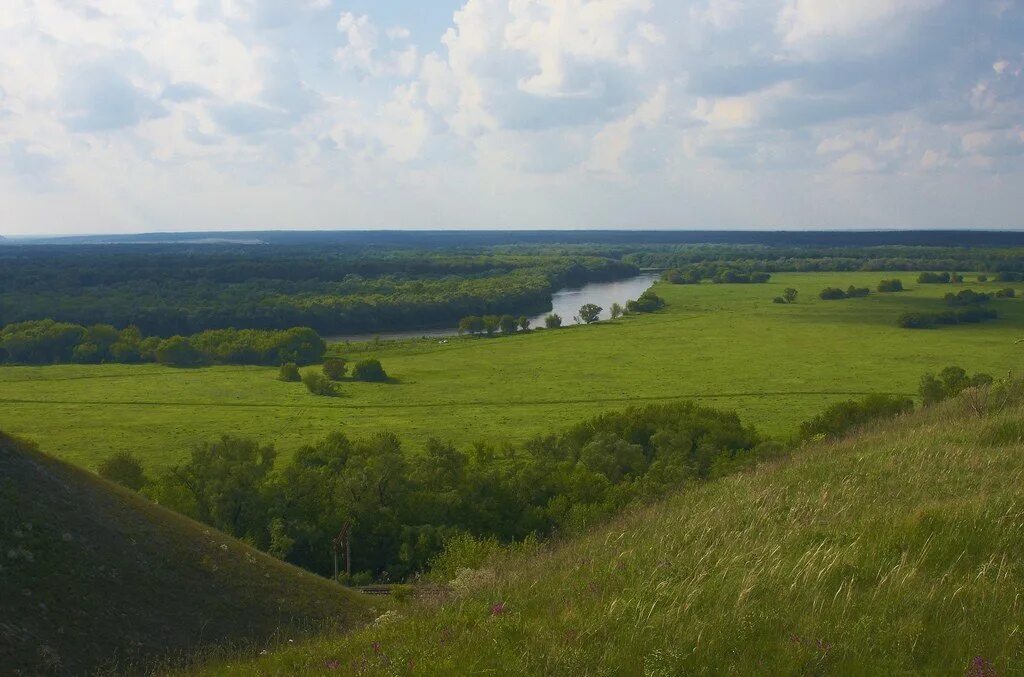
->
xmin=0 ymin=320 xmax=325 ymax=367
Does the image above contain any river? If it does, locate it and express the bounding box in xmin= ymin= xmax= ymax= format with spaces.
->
xmin=325 ymin=271 xmax=661 ymax=344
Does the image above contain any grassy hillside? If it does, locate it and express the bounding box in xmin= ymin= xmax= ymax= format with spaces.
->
xmin=0 ymin=433 xmax=374 ymax=674
xmin=0 ymin=272 xmax=1021 ymax=471
xmin=197 ymin=394 xmax=1024 ymax=675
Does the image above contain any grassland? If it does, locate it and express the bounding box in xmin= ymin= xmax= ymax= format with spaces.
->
xmin=194 ymin=394 xmax=1024 ymax=675
xmin=1 ymin=272 xmax=1021 ymax=472
xmin=0 ymin=432 xmax=373 ymax=675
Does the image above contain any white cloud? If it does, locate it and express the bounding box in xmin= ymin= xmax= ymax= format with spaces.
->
xmin=0 ymin=0 xmax=1022 ymax=234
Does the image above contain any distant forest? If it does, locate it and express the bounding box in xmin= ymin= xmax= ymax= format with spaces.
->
xmin=5 ymin=233 xmax=1024 ymax=337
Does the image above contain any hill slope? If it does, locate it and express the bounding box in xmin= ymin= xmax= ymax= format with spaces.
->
xmin=0 ymin=433 xmax=373 ymax=674
xmin=204 ymin=395 xmax=1024 ymax=675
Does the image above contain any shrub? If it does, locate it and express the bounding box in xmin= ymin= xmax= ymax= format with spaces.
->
xmin=898 ymin=308 xmax=998 ymax=329
xmin=996 ymin=271 xmax=1023 ymax=282
xmin=518 ymin=316 xmax=531 ymax=331
xmin=71 ymin=342 xmax=102 ymax=364
xmin=897 ymin=312 xmax=934 ymax=329
xmin=783 ymin=288 xmax=798 ymax=303
xmin=819 ymin=287 xmax=847 ymax=300
xmin=846 ymin=286 xmax=869 ymax=298
xmin=878 ymin=279 xmax=904 ymax=292
xmin=917 ymin=272 xmax=951 ymax=284
xmin=919 ymin=366 xmax=994 ymax=406
xmin=279 ymin=362 xmax=301 ymax=382
xmin=995 ymin=288 xmax=1016 ymax=298
xmin=98 ymin=452 xmax=148 ymax=491
xmin=799 ymin=394 xmax=914 ymax=440
xmin=352 ymin=358 xmax=388 ymax=382
xmin=610 ymin=303 xmax=623 ymax=319
xmin=545 ymin=313 xmax=563 ymax=329
xmin=772 ymin=297 xmax=786 ymax=304
xmin=482 ymin=316 xmax=500 ymax=336
xmin=977 ymin=274 xmax=988 ymax=283
xmin=950 ymin=272 xmax=964 ymax=283
xmin=664 ymin=268 xmax=701 ymax=284
xmin=302 ymin=371 xmax=338 ymax=396
xmin=322 ymin=357 xmax=348 ymax=381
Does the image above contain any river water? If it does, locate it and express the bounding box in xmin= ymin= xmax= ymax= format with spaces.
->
xmin=325 ymin=272 xmax=661 ymax=344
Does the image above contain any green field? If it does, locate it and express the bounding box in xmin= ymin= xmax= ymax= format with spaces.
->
xmin=1 ymin=272 xmax=1021 ymax=472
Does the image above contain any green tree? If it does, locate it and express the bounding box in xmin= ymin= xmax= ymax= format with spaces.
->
xmin=610 ymin=302 xmax=623 ymax=319
xmin=545 ymin=313 xmax=562 ymax=329
xmin=518 ymin=316 xmax=530 ymax=332
xmin=322 ymin=357 xmax=348 ymax=381
xmin=499 ymin=315 xmax=518 ymax=334
xmin=161 ymin=436 xmax=277 ymax=541
xmin=783 ymin=288 xmax=798 ymax=303
xmin=458 ymin=316 xmax=484 ymax=335
xmin=352 ymin=358 xmax=388 ymax=382
xmin=482 ymin=315 xmax=500 ymax=336
xmin=579 ymin=304 xmax=602 ymax=324
xmin=155 ymin=336 xmax=204 ymax=367
xmin=98 ymin=452 xmax=148 ymax=491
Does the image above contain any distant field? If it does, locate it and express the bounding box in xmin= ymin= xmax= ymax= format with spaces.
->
xmin=1 ymin=272 xmax=1021 ymax=472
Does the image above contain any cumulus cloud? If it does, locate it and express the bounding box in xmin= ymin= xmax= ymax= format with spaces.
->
xmin=0 ymin=0 xmax=1022 ymax=234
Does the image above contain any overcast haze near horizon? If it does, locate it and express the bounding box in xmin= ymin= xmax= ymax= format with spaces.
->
xmin=1 ymin=0 xmax=1023 ymax=236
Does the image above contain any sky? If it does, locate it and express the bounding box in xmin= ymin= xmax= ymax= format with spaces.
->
xmin=0 ymin=0 xmax=1022 ymax=235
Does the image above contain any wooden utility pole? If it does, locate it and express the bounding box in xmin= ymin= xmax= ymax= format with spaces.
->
xmin=332 ymin=522 xmax=352 ymax=582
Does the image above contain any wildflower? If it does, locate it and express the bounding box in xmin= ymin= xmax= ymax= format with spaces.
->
xmin=490 ymin=601 xmax=506 ymax=616
xmin=325 ymin=659 xmax=340 ymax=670
xmin=372 ymin=641 xmax=382 ymax=654
xmin=967 ymin=656 xmax=997 ymax=677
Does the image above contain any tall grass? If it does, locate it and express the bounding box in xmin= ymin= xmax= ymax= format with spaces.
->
xmin=195 ymin=392 xmax=1024 ymax=675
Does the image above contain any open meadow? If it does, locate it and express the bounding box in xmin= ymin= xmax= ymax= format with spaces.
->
xmin=1 ymin=271 xmax=1021 ymax=472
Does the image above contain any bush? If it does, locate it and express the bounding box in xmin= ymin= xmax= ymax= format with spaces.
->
xmin=878 ymin=279 xmax=904 ymax=292
xmin=917 ymin=272 xmax=951 ymax=284
xmin=302 ymin=371 xmax=338 ymax=396
xmin=626 ymin=290 xmax=665 ymax=313
xmin=458 ymin=316 xmax=484 ymax=335
xmin=819 ymin=287 xmax=847 ymax=300
xmin=919 ymin=366 xmax=993 ymax=406
xmin=898 ymin=307 xmax=998 ymax=329
xmin=98 ymin=452 xmax=148 ymax=491
xmin=995 ymin=288 xmax=1016 ymax=298
xmin=352 ymin=358 xmax=388 ymax=382
xmin=664 ymin=268 xmax=701 ymax=284
xmin=783 ymin=288 xmax=798 ymax=303
xmin=322 ymin=357 xmax=348 ymax=381
xmin=278 ymin=362 xmax=301 ymax=382
xmin=799 ymin=394 xmax=914 ymax=440
xmin=545 ymin=313 xmax=563 ymax=329
xmin=772 ymin=296 xmax=786 ymax=304
xmin=846 ymin=286 xmax=869 ymax=298
xmin=996 ymin=271 xmax=1023 ymax=282
xmin=977 ymin=274 xmax=988 ymax=283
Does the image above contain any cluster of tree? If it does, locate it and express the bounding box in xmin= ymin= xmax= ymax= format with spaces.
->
xmin=0 ymin=320 xmax=325 ymax=367
xmin=819 ymin=286 xmax=870 ymax=300
xmin=625 ymin=290 xmax=666 ymax=313
xmin=917 ymin=271 xmax=964 ymax=284
xmin=996 ymin=271 xmax=1024 ymax=282
xmin=458 ymin=314 xmax=531 ymax=336
xmin=996 ymin=288 xmax=1016 ymax=298
xmin=101 ymin=402 xmax=775 ymax=582
xmin=283 ymin=357 xmax=389 ymax=396
xmin=919 ymin=366 xmax=993 ymax=406
xmin=877 ymin=279 xmax=904 ymax=292
xmin=944 ymin=289 xmax=991 ymax=306
xmin=772 ymin=288 xmax=799 ymax=304
xmin=0 ymin=246 xmax=638 ymax=336
xmin=663 ymin=268 xmax=702 ymax=284
xmin=897 ymin=308 xmax=998 ymax=329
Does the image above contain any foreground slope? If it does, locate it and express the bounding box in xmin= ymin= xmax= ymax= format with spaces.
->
xmin=0 ymin=433 xmax=372 ymax=674
xmin=205 ymin=396 xmax=1024 ymax=675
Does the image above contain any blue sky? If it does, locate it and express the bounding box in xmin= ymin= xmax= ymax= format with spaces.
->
xmin=0 ymin=0 xmax=1022 ymax=235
